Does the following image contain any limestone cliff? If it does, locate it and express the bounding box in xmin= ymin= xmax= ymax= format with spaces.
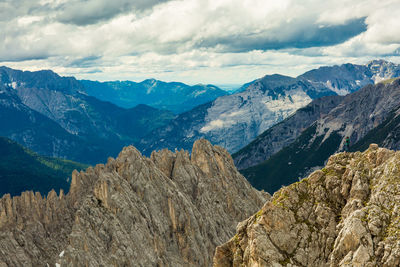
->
xmin=214 ymin=144 xmax=400 ymax=267
xmin=0 ymin=139 xmax=268 ymax=266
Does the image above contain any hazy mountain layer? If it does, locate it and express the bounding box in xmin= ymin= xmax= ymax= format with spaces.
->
xmin=80 ymin=79 xmax=227 ymax=114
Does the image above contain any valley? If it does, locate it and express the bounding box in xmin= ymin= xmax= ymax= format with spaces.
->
xmin=2 ymin=1 xmax=400 ymax=265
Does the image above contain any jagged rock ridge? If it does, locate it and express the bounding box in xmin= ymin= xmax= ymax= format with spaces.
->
xmin=214 ymin=144 xmax=400 ymax=266
xmin=0 ymin=139 xmax=268 ymax=266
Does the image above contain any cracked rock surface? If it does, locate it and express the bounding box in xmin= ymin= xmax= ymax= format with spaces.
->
xmin=214 ymin=144 xmax=400 ymax=267
xmin=0 ymin=139 xmax=268 ymax=266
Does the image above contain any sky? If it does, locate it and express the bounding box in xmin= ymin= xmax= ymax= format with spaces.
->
xmin=1 ymin=0 xmax=400 ymax=86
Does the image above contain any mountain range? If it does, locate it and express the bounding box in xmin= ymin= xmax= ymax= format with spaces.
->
xmin=139 ymin=60 xmax=400 ymax=155
xmin=3 ymin=140 xmax=400 ymax=266
xmin=80 ymin=79 xmax=228 ymax=114
xmin=1 ymin=60 xmax=399 ymax=166
xmin=0 ymin=66 xmax=174 ymax=164
xmin=240 ymin=77 xmax=400 ymax=193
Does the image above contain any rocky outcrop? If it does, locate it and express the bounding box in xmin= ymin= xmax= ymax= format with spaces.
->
xmin=0 ymin=139 xmax=268 ymax=266
xmin=214 ymin=144 xmax=400 ymax=266
xmin=0 ymin=168 xmax=97 ymax=266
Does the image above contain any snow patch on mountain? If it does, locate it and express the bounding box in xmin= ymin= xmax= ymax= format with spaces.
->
xmin=373 ymin=75 xmax=390 ymax=83
xmin=264 ymin=88 xmax=311 ymax=112
xmin=200 ymin=119 xmax=226 ymax=132
xmin=369 ymin=60 xmax=400 ymax=84
xmin=6 ymin=82 xmax=21 ymax=89
xmin=193 ymin=89 xmax=207 ymax=97
xmin=200 ymin=109 xmax=248 ymax=133
xmin=324 ymin=80 xmax=349 ymax=96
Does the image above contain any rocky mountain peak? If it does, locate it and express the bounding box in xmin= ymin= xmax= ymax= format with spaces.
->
xmin=366 ymin=59 xmax=400 ymax=83
xmin=214 ymin=144 xmax=400 ymax=266
xmin=191 ymin=139 xmax=235 ymax=177
xmin=0 ymin=139 xmax=268 ymax=266
xmin=367 ymin=59 xmax=389 ymax=65
xmin=0 ymin=66 xmax=83 ymax=94
xmin=248 ymin=74 xmax=297 ymax=95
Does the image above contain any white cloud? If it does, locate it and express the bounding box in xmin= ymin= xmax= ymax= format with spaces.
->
xmin=321 ymin=1 xmax=400 ymax=58
xmin=0 ymin=0 xmax=399 ymax=84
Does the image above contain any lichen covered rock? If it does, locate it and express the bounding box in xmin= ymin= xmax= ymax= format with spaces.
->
xmin=214 ymin=144 xmax=400 ymax=267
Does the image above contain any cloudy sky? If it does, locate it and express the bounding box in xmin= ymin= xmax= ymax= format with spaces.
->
xmin=1 ymin=0 xmax=400 ymax=85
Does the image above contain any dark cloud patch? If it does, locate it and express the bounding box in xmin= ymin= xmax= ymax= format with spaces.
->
xmin=75 ymin=68 xmax=103 ymax=74
xmin=0 ymin=52 xmax=50 ymax=62
xmin=56 ymin=0 xmax=171 ymax=26
xmin=0 ymin=0 xmax=36 ymax=22
xmin=390 ymin=48 xmax=400 ymax=56
xmin=65 ymin=56 xmax=103 ymax=68
xmin=196 ymin=17 xmax=367 ymax=52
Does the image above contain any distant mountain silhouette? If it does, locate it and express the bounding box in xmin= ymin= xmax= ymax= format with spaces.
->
xmin=80 ymin=79 xmax=227 ymax=114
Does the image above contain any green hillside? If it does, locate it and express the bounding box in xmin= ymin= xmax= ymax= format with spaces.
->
xmin=0 ymin=137 xmax=88 ymax=197
xmin=241 ymin=124 xmax=342 ymax=194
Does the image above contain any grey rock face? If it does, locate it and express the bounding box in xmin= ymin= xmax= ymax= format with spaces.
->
xmin=233 ymin=95 xmax=344 ymax=170
xmin=214 ymin=145 xmax=400 ymax=266
xmin=0 ymin=139 xmax=268 ymax=266
xmin=299 ymin=59 xmax=400 ymax=95
xmin=0 ymin=83 xmax=87 ymax=160
xmin=315 ymin=79 xmax=400 ymax=151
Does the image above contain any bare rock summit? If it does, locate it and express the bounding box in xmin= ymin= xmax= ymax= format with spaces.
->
xmin=214 ymin=144 xmax=400 ymax=267
xmin=0 ymin=139 xmax=267 ymax=266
